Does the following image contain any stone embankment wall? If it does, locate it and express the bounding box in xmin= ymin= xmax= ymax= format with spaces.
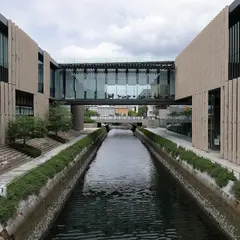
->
xmin=0 ymin=130 xmax=107 ymax=240
xmin=135 ymin=129 xmax=240 ymax=240
xmin=84 ymin=123 xmax=98 ymax=128
xmin=142 ymin=119 xmax=159 ymax=128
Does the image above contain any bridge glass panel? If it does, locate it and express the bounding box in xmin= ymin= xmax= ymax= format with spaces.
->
xmin=149 ymin=69 xmax=158 ymax=99
xmin=54 ymin=69 xmax=62 ymax=99
xmin=106 ymin=69 xmax=117 ymax=99
xmin=65 ymin=70 xmax=75 ymax=99
xmin=97 ymin=69 xmax=106 ymax=99
xmin=117 ymin=69 xmax=127 ymax=98
xmin=170 ymin=71 xmax=175 ymax=95
xmin=138 ymin=69 xmax=148 ymax=100
xmin=159 ymin=71 xmax=168 ymax=95
xmin=76 ymin=70 xmax=85 ymax=99
xmin=127 ymin=69 xmax=137 ymax=99
xmin=86 ymin=70 xmax=96 ymax=99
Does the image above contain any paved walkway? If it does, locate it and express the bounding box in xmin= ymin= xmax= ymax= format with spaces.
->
xmin=0 ymin=128 xmax=98 ymax=187
xmin=147 ymin=128 xmax=240 ymax=180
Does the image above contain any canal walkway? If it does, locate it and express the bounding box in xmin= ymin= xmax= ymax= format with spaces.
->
xmin=147 ymin=128 xmax=240 ymax=180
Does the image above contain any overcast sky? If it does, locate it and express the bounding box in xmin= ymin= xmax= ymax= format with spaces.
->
xmin=1 ymin=0 xmax=233 ymax=62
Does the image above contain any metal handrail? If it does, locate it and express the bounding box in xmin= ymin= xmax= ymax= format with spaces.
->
xmin=91 ymin=116 xmax=144 ymax=120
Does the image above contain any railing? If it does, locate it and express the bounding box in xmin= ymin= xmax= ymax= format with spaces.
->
xmin=91 ymin=116 xmax=144 ymax=120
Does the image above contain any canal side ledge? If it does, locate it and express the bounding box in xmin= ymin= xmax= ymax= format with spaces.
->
xmin=135 ymin=128 xmax=240 ymax=240
xmin=0 ymin=128 xmax=108 ymax=240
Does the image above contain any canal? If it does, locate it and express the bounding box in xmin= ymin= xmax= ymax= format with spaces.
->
xmin=45 ymin=129 xmax=228 ymax=240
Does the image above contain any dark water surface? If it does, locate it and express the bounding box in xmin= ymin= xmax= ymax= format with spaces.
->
xmin=45 ymin=129 xmax=228 ymax=240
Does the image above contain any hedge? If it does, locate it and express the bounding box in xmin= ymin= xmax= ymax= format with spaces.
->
xmin=9 ymin=143 xmax=41 ymax=158
xmin=138 ymin=128 xmax=237 ymax=189
xmin=0 ymin=127 xmax=105 ymax=226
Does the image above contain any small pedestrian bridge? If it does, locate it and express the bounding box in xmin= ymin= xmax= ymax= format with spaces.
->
xmin=91 ymin=116 xmax=144 ymax=123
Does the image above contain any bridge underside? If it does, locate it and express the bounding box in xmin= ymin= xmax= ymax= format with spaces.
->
xmin=62 ymin=98 xmax=191 ymax=106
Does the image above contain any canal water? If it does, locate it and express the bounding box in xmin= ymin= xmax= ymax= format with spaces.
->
xmin=45 ymin=129 xmax=228 ymax=240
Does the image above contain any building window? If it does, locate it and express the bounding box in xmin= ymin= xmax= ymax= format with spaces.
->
xmin=50 ymin=67 xmax=56 ymax=98
xmin=0 ymin=31 xmax=8 ymax=83
xmin=15 ymin=90 xmax=34 ymax=116
xmin=38 ymin=60 xmax=44 ymax=93
xmin=229 ymin=7 xmax=240 ymax=80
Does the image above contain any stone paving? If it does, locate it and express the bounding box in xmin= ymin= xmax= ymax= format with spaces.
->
xmin=147 ymin=128 xmax=240 ymax=180
xmin=0 ymin=128 xmax=98 ymax=187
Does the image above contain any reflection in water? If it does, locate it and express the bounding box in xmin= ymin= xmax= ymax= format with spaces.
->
xmin=45 ymin=130 xmax=228 ymax=240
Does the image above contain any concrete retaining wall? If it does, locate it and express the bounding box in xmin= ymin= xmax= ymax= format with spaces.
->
xmin=135 ymin=130 xmax=240 ymax=240
xmin=0 ymin=131 xmax=107 ymax=240
xmin=142 ymin=119 xmax=159 ymax=128
xmin=84 ymin=123 xmax=98 ymax=128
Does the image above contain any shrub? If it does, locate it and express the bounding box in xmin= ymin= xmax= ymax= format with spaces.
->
xmin=47 ymin=134 xmax=68 ymax=143
xmin=9 ymin=143 xmax=41 ymax=158
xmin=0 ymin=127 xmax=105 ymax=225
xmin=138 ymin=128 xmax=236 ymax=188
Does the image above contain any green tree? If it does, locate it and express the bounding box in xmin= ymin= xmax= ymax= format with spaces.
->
xmin=168 ymin=111 xmax=179 ymax=123
xmin=84 ymin=108 xmax=100 ymax=118
xmin=48 ymin=102 xmax=73 ymax=136
xmin=8 ymin=116 xmax=47 ymax=146
xmin=137 ymin=105 xmax=148 ymax=117
xmin=183 ymin=109 xmax=192 ymax=119
xmin=128 ymin=110 xmax=137 ymax=117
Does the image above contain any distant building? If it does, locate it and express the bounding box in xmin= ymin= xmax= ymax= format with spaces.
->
xmin=88 ymin=105 xmax=115 ymax=116
xmin=115 ymin=106 xmax=129 ymax=115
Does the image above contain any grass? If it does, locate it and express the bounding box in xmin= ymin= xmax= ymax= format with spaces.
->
xmin=138 ymin=128 xmax=237 ymax=190
xmin=9 ymin=142 xmax=41 ymax=158
xmin=0 ymin=127 xmax=105 ymax=226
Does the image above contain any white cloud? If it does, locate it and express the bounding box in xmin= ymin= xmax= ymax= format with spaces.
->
xmin=1 ymin=0 xmax=234 ymax=61
xmin=57 ymin=42 xmax=131 ymax=62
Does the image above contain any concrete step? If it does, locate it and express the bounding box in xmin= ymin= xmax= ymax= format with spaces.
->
xmin=0 ymin=145 xmax=34 ymax=175
xmin=27 ymin=137 xmax=61 ymax=154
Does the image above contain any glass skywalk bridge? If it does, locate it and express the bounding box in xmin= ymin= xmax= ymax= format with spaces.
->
xmin=53 ymin=61 xmax=188 ymax=105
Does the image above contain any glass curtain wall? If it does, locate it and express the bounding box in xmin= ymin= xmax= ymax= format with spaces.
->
xmin=0 ymin=31 xmax=8 ymax=82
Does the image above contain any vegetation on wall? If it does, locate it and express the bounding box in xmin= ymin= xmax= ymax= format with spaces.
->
xmin=0 ymin=127 xmax=105 ymax=226
xmin=138 ymin=128 xmax=238 ymax=192
xmin=8 ymin=116 xmax=47 ymax=157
